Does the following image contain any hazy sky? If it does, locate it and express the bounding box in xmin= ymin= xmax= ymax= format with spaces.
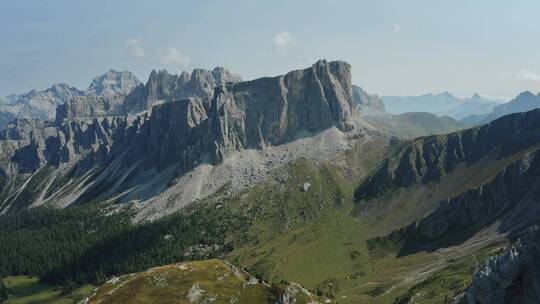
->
xmin=1 ymin=0 xmax=540 ymax=99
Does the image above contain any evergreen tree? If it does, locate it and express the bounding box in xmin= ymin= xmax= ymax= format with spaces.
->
xmin=0 ymin=279 xmax=8 ymax=302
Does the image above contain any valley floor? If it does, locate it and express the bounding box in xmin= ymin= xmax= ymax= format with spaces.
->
xmin=1 ymin=276 xmax=93 ymax=304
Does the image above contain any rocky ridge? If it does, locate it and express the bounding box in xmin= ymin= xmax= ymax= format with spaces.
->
xmin=0 ymin=60 xmax=363 ymax=218
xmin=355 ymin=109 xmax=540 ymax=201
xmin=368 ymin=144 xmax=540 ymax=256
xmin=123 ymin=66 xmax=242 ymax=114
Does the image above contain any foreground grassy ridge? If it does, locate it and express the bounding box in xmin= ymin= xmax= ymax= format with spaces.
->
xmin=1 ymin=276 xmax=93 ymax=304
xmin=85 ymin=259 xmax=322 ymax=304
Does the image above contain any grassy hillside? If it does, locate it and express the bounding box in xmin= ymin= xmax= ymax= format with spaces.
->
xmin=364 ymin=112 xmax=468 ymax=138
xmin=220 ymin=157 xmax=506 ymax=303
xmin=83 ymin=259 xmax=323 ymax=304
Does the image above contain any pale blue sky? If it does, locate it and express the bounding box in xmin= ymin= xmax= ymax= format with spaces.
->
xmin=1 ymin=0 xmax=539 ymax=99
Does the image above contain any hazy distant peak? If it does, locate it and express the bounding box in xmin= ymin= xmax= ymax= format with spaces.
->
xmin=88 ymin=70 xmax=141 ymax=97
xmin=470 ymin=92 xmax=482 ymax=99
xmin=48 ymin=83 xmax=73 ymax=92
xmin=440 ymin=91 xmax=454 ymax=97
xmin=516 ymin=90 xmax=536 ymax=99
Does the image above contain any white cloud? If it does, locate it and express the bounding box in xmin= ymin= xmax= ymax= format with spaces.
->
xmin=392 ymin=22 xmax=401 ymax=34
xmin=127 ymin=37 xmax=142 ymax=45
xmin=274 ymin=31 xmax=293 ymax=54
xmin=517 ymin=69 xmax=540 ymax=84
xmin=159 ymin=47 xmax=191 ymax=66
xmin=127 ymin=37 xmax=146 ymax=58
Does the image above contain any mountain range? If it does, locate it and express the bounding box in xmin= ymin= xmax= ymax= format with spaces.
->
xmin=0 ymin=60 xmax=539 ymax=303
xmin=462 ymin=90 xmax=540 ymax=125
xmin=382 ymin=92 xmax=503 ymax=120
xmin=384 ymin=90 xmax=540 ymax=127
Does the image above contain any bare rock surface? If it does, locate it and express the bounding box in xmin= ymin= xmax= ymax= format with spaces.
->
xmin=456 ymin=226 xmax=540 ymax=304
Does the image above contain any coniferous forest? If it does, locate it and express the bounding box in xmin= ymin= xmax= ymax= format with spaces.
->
xmin=0 ymin=204 xmax=239 ymax=286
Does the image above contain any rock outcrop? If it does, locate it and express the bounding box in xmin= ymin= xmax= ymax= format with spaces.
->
xmin=0 ymin=60 xmax=357 ymax=214
xmin=55 ymin=93 xmax=126 ymax=122
xmin=456 ymin=226 xmax=540 ymax=304
xmin=144 ymin=59 xmax=354 ymax=169
xmin=123 ymin=66 xmax=242 ymax=114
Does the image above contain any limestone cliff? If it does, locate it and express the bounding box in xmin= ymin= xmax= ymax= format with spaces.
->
xmin=0 ymin=60 xmax=356 ymax=215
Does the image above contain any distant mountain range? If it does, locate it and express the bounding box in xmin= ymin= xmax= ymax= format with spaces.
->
xmin=353 ymin=87 xmax=468 ymax=137
xmin=0 ymin=67 xmax=242 ymax=129
xmin=384 ymin=90 xmax=540 ymax=127
xmin=382 ymin=92 xmax=503 ymax=120
xmin=0 ymin=70 xmax=140 ymax=129
xmin=462 ymin=90 xmax=540 ymax=124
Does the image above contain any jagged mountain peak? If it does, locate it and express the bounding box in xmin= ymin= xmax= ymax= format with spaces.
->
xmin=124 ymin=65 xmax=243 ymax=113
xmin=312 ymin=59 xmax=351 ymax=73
xmin=47 ymin=82 xmax=75 ymax=92
xmin=87 ymin=69 xmax=141 ymax=97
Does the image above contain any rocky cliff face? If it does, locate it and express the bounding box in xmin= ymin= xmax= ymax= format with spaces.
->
xmin=125 ymin=59 xmax=355 ymax=171
xmin=355 ymin=109 xmax=540 ymax=201
xmin=456 ymin=226 xmax=540 ymax=304
xmin=123 ymin=66 xmax=242 ymax=114
xmin=55 ymin=93 xmax=127 ymax=122
xmin=0 ymin=115 xmax=145 ymax=212
xmin=0 ymin=60 xmax=356 ymax=215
